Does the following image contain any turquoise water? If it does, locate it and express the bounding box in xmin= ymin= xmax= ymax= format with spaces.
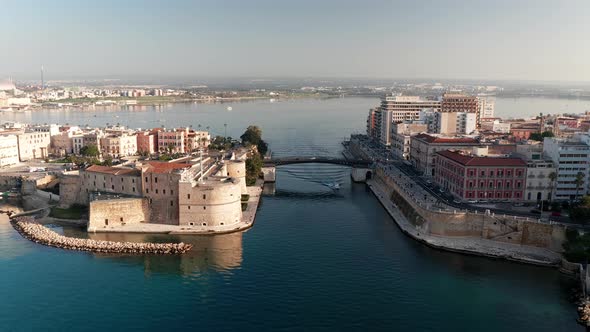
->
xmin=0 ymin=97 xmax=583 ymax=331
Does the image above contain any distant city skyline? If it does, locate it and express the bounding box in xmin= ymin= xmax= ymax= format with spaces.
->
xmin=1 ymin=0 xmax=589 ymax=82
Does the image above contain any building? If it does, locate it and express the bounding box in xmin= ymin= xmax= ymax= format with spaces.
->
xmin=477 ymin=96 xmax=495 ymax=119
xmin=141 ymin=161 xmax=194 ymax=224
xmin=366 ymin=107 xmax=378 ymax=139
xmin=0 ymin=135 xmax=19 ymax=167
xmin=409 ymin=133 xmax=481 ymax=176
xmin=441 ymin=93 xmax=479 ymax=128
xmin=137 ymin=130 xmax=157 ymax=155
xmin=438 ymin=112 xmax=477 ymax=135
xmin=379 ymin=95 xmax=441 ymax=123
xmin=17 ymin=131 xmax=50 ymax=161
xmin=391 ymin=122 xmax=428 ymax=160
xmin=186 ymin=130 xmax=210 ymax=152
xmin=434 ymin=150 xmax=527 ymax=201
xmin=76 ymin=165 xmax=143 ymax=204
xmin=524 ymin=160 xmax=556 ymax=202
xmin=100 ymin=133 xmax=137 ymax=158
xmin=543 ymin=136 xmax=590 ymax=200
xmin=158 ymin=129 xmax=185 ymax=154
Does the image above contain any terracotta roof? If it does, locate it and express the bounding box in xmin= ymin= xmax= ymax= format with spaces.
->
xmin=436 ymin=150 xmax=527 ymax=167
xmin=85 ymin=165 xmax=140 ymax=176
xmin=413 ymin=133 xmax=479 ymax=144
xmin=144 ymin=161 xmax=192 ymax=174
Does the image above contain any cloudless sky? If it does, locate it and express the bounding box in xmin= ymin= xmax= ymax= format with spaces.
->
xmin=1 ymin=0 xmax=589 ymax=81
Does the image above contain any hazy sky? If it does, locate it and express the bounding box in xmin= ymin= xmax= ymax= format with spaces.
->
xmin=1 ymin=0 xmax=589 ymax=81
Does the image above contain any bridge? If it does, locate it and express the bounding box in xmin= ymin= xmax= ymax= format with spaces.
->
xmin=263 ymin=156 xmax=372 ymax=167
xmin=261 ymin=156 xmax=373 ymax=183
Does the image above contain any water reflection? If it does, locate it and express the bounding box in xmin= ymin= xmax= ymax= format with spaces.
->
xmin=61 ymin=228 xmax=244 ymax=275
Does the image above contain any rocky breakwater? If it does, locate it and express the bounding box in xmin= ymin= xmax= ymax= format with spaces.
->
xmin=12 ymin=217 xmax=192 ymax=254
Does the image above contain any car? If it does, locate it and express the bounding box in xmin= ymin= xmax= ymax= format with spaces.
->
xmin=453 ymin=199 xmax=462 ymax=204
xmin=467 ymin=199 xmax=478 ymax=204
xmin=513 ymin=202 xmax=525 ymax=207
xmin=479 ymin=200 xmax=489 ymax=204
xmin=530 ymin=209 xmax=542 ymax=214
xmin=551 ymin=211 xmax=561 ymax=217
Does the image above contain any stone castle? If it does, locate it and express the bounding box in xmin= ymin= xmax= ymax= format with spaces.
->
xmin=59 ymin=155 xmax=248 ymax=232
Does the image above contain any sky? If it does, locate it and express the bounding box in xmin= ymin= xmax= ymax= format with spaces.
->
xmin=1 ymin=0 xmax=589 ymax=82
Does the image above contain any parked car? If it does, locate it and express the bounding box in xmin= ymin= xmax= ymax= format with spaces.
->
xmin=453 ymin=199 xmax=462 ymax=204
xmin=530 ymin=209 xmax=542 ymax=214
xmin=513 ymin=202 xmax=525 ymax=207
xmin=479 ymin=200 xmax=489 ymax=204
xmin=551 ymin=211 xmax=561 ymax=217
xmin=467 ymin=199 xmax=478 ymax=204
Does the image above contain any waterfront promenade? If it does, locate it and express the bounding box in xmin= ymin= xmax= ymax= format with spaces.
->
xmin=367 ymin=178 xmax=562 ymax=266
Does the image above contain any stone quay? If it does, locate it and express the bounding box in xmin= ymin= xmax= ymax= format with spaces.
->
xmin=11 ymin=216 xmax=192 ymax=254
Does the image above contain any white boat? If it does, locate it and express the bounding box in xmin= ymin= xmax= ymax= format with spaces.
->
xmin=227 ymin=106 xmax=233 ymax=111
xmin=325 ymin=182 xmax=341 ymax=190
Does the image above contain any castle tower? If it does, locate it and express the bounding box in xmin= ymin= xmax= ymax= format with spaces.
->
xmin=226 ymin=160 xmax=247 ymax=195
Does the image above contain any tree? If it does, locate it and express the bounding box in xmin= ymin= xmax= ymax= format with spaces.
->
xmin=245 ymin=152 xmax=263 ymax=185
xmin=529 ymin=131 xmax=554 ymax=142
xmin=80 ymin=144 xmax=100 ymax=157
xmin=241 ymin=125 xmax=268 ymax=156
xmin=548 ymin=171 xmax=557 ymax=202
xmin=240 ymin=125 xmax=263 ymax=146
xmin=575 ymin=171 xmax=585 ymax=199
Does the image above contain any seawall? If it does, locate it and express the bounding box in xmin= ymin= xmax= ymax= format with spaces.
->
xmin=367 ymin=179 xmax=562 ymax=267
xmin=12 ymin=216 xmax=192 ymax=254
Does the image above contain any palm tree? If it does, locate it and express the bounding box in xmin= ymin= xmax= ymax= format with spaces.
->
xmin=574 ymin=171 xmax=585 ymax=199
xmin=548 ymin=171 xmax=557 ymax=202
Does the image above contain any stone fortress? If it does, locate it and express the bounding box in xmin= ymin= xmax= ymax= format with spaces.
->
xmin=59 ymin=151 xmax=256 ymax=233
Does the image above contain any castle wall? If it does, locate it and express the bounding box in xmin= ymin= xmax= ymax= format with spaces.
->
xmin=88 ymin=197 xmax=150 ymax=231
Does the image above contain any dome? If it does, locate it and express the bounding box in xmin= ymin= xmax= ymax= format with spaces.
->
xmin=0 ymin=79 xmax=16 ymax=91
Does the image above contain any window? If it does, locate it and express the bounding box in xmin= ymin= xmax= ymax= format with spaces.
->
xmin=156 ymin=189 xmax=158 ymax=194
xmin=202 ymin=223 xmax=207 ymax=226
xmin=189 ymin=222 xmax=194 ymax=226
xmin=120 ymin=217 xmax=123 ymax=222
xmin=145 ymin=176 xmax=148 ymax=182
xmin=105 ymin=219 xmax=109 ymax=225
xmin=133 ymin=187 xmax=135 ymax=192
xmin=155 ymin=177 xmax=158 ymax=183
xmin=203 ymin=206 xmax=206 ymax=210
xmin=170 ymin=200 xmax=173 ymax=206
xmin=146 ymin=189 xmax=149 ymax=194
xmin=203 ymin=194 xmax=206 ymax=199
xmin=187 ymin=194 xmax=191 ymax=199
xmin=188 ymin=206 xmax=191 ymax=210
xmin=480 ymin=171 xmax=485 ymax=177
xmin=163 ymin=189 xmax=166 ymax=194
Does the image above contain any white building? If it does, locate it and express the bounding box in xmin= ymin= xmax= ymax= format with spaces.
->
xmin=391 ymin=122 xmax=428 ymax=160
xmin=379 ymin=95 xmax=441 ymax=123
xmin=477 ymin=96 xmax=495 ymax=119
xmin=0 ymin=135 xmax=19 ymax=167
xmin=492 ymin=120 xmax=511 ymax=133
xmin=17 ymin=131 xmax=51 ymax=161
xmin=543 ymin=136 xmax=590 ymax=200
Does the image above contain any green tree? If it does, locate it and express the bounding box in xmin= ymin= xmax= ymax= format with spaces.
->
xmin=80 ymin=144 xmax=100 ymax=157
xmin=240 ymin=125 xmax=263 ymax=146
xmin=575 ymin=171 xmax=585 ymax=199
xmin=529 ymin=131 xmax=554 ymax=142
xmin=548 ymin=171 xmax=557 ymax=202
xmin=241 ymin=125 xmax=268 ymax=156
xmin=245 ymin=152 xmax=263 ymax=186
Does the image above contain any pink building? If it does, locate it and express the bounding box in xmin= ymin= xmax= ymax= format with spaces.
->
xmin=137 ymin=130 xmax=157 ymax=155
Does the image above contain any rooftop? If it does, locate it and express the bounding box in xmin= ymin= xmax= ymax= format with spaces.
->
xmin=437 ymin=150 xmax=527 ymax=167
xmin=413 ymin=133 xmax=479 ymax=144
xmin=85 ymin=165 xmax=141 ymax=176
xmin=143 ymin=161 xmax=193 ymax=174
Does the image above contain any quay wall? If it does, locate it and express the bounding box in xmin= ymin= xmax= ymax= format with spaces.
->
xmin=375 ymin=168 xmax=565 ymax=251
xmin=88 ymin=198 xmax=150 ymax=232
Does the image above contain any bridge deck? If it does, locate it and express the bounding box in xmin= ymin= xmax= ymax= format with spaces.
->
xmin=264 ymin=157 xmax=371 ymax=167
